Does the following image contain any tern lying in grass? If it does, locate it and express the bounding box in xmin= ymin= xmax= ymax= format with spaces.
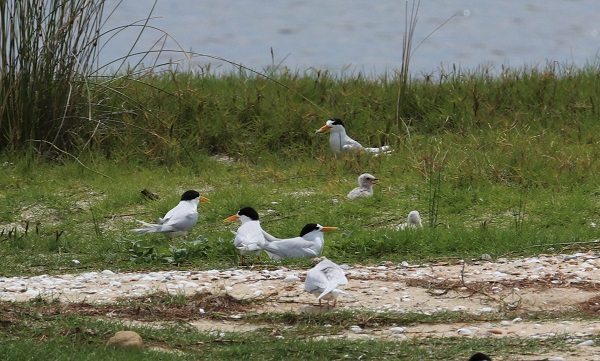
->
xmin=259 ymin=223 xmax=337 ymax=260
xmin=132 ymin=190 xmax=209 ymax=238
xmin=224 ymin=207 xmax=265 ymax=265
xmin=347 ymin=173 xmax=379 ymax=199
xmin=304 ymin=258 xmax=349 ymax=307
xmin=315 ymin=118 xmax=391 ymax=154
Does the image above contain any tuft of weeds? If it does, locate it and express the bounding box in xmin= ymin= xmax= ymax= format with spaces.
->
xmin=0 ymin=0 xmax=105 ymax=153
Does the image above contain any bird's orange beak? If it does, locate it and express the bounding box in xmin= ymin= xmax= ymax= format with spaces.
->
xmin=321 ymin=226 xmax=338 ymax=232
xmin=200 ymin=196 xmax=210 ymax=203
xmin=224 ymin=214 xmax=240 ymax=222
xmin=315 ymin=124 xmax=332 ymax=134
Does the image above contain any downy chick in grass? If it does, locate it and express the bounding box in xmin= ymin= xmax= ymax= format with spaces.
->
xmin=132 ymin=190 xmax=210 ymax=238
xmin=224 ymin=207 xmax=266 ymax=265
xmin=397 ymin=210 xmax=423 ymax=230
xmin=347 ymin=173 xmax=379 ymax=199
xmin=315 ymin=118 xmax=391 ymax=154
xmin=259 ymin=224 xmax=337 ymax=260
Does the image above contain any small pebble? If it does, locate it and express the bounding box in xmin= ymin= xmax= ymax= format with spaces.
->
xmin=578 ymin=340 xmax=595 ymax=347
xmin=349 ymin=325 xmax=362 ymax=332
xmin=457 ymin=328 xmax=473 ymax=336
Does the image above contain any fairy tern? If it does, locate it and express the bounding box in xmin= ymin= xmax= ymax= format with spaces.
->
xmin=224 ymin=207 xmax=266 ymax=265
xmin=304 ymin=258 xmax=349 ymax=307
xmin=259 ymin=224 xmax=337 ymax=260
xmin=347 ymin=173 xmax=379 ymax=199
xmin=315 ymin=118 xmax=391 ymax=154
xmin=132 ymin=190 xmax=209 ymax=238
xmin=397 ymin=210 xmax=423 ymax=230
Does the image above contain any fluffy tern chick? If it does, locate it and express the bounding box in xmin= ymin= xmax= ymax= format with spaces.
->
xmin=315 ymin=118 xmax=391 ymax=154
xmin=347 ymin=173 xmax=379 ymax=199
xmin=133 ymin=190 xmax=209 ymax=238
xmin=397 ymin=210 xmax=423 ymax=230
xmin=260 ymin=224 xmax=337 ymax=260
xmin=304 ymin=258 xmax=349 ymax=307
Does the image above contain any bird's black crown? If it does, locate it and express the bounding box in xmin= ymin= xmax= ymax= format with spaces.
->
xmin=300 ymin=223 xmax=320 ymax=237
xmin=238 ymin=207 xmax=259 ymax=220
xmin=180 ymin=190 xmax=200 ymax=201
xmin=329 ymin=118 xmax=344 ymax=127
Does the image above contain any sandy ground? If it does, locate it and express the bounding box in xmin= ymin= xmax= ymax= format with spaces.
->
xmin=3 ymin=253 xmax=600 ymax=360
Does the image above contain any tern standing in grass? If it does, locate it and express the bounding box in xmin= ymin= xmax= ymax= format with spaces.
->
xmin=133 ymin=190 xmax=209 ymax=239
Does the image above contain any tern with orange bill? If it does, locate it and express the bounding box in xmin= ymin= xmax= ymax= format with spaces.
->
xmin=132 ymin=190 xmax=209 ymax=238
xmin=224 ymin=207 xmax=266 ymax=265
xmin=260 ymin=223 xmax=337 ymax=260
xmin=315 ymin=118 xmax=391 ymax=154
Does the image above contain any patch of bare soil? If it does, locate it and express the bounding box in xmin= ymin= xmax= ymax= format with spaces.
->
xmin=4 ymin=254 xmax=600 ymax=360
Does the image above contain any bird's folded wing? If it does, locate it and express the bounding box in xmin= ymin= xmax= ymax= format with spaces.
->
xmin=261 ymin=230 xmax=281 ymax=243
xmin=342 ymin=142 xmax=363 ymax=152
xmin=135 ymin=219 xmax=158 ymax=227
xmin=305 ymin=269 xmax=330 ymax=293
xmin=262 ymin=238 xmax=316 ymax=259
xmin=234 ymin=233 xmax=264 ymax=251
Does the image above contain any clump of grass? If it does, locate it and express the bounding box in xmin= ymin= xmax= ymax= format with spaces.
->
xmin=0 ymin=0 xmax=106 ymax=153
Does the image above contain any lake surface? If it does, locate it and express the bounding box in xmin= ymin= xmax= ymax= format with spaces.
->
xmin=100 ymin=0 xmax=600 ymax=77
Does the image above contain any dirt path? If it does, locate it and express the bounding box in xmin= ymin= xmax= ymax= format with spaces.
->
xmin=3 ymin=252 xmax=600 ymax=359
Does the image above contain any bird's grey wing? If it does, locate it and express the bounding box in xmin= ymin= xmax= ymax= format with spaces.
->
xmin=135 ymin=219 xmax=158 ymax=227
xmin=234 ymin=231 xmax=264 ymax=251
xmin=304 ymin=268 xmax=330 ymax=293
xmin=162 ymin=205 xmax=180 ymax=221
xmin=261 ymin=230 xmax=281 ymax=243
xmin=316 ymin=263 xmax=348 ymax=299
xmin=132 ymin=219 xmax=161 ymax=233
xmin=365 ymin=145 xmax=392 ymax=154
xmin=263 ymin=238 xmax=316 ymax=259
xmin=342 ymin=139 xmax=364 ymax=152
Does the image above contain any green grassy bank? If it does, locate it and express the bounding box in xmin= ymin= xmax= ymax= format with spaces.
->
xmin=1 ymin=65 xmax=600 ymax=275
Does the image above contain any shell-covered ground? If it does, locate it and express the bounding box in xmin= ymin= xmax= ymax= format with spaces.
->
xmin=3 ymin=253 xmax=600 ymax=360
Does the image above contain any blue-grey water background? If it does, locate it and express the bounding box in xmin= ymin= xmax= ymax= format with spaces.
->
xmin=101 ymin=0 xmax=600 ymax=77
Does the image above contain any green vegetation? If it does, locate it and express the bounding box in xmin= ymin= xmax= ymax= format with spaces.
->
xmin=0 ymin=294 xmax=585 ymax=361
xmin=2 ymin=0 xmax=600 ymax=359
xmin=1 ymin=126 xmax=599 ymax=275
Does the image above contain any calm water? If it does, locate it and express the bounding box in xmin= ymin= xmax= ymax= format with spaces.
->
xmin=101 ymin=0 xmax=600 ymax=77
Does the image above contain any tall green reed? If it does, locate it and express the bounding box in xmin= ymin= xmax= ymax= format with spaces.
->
xmin=0 ymin=0 xmax=105 ymax=153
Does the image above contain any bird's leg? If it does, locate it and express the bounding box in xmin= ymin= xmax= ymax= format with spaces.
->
xmin=319 ymin=299 xmax=322 ymax=307
xmin=240 ymin=255 xmax=245 ymax=266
